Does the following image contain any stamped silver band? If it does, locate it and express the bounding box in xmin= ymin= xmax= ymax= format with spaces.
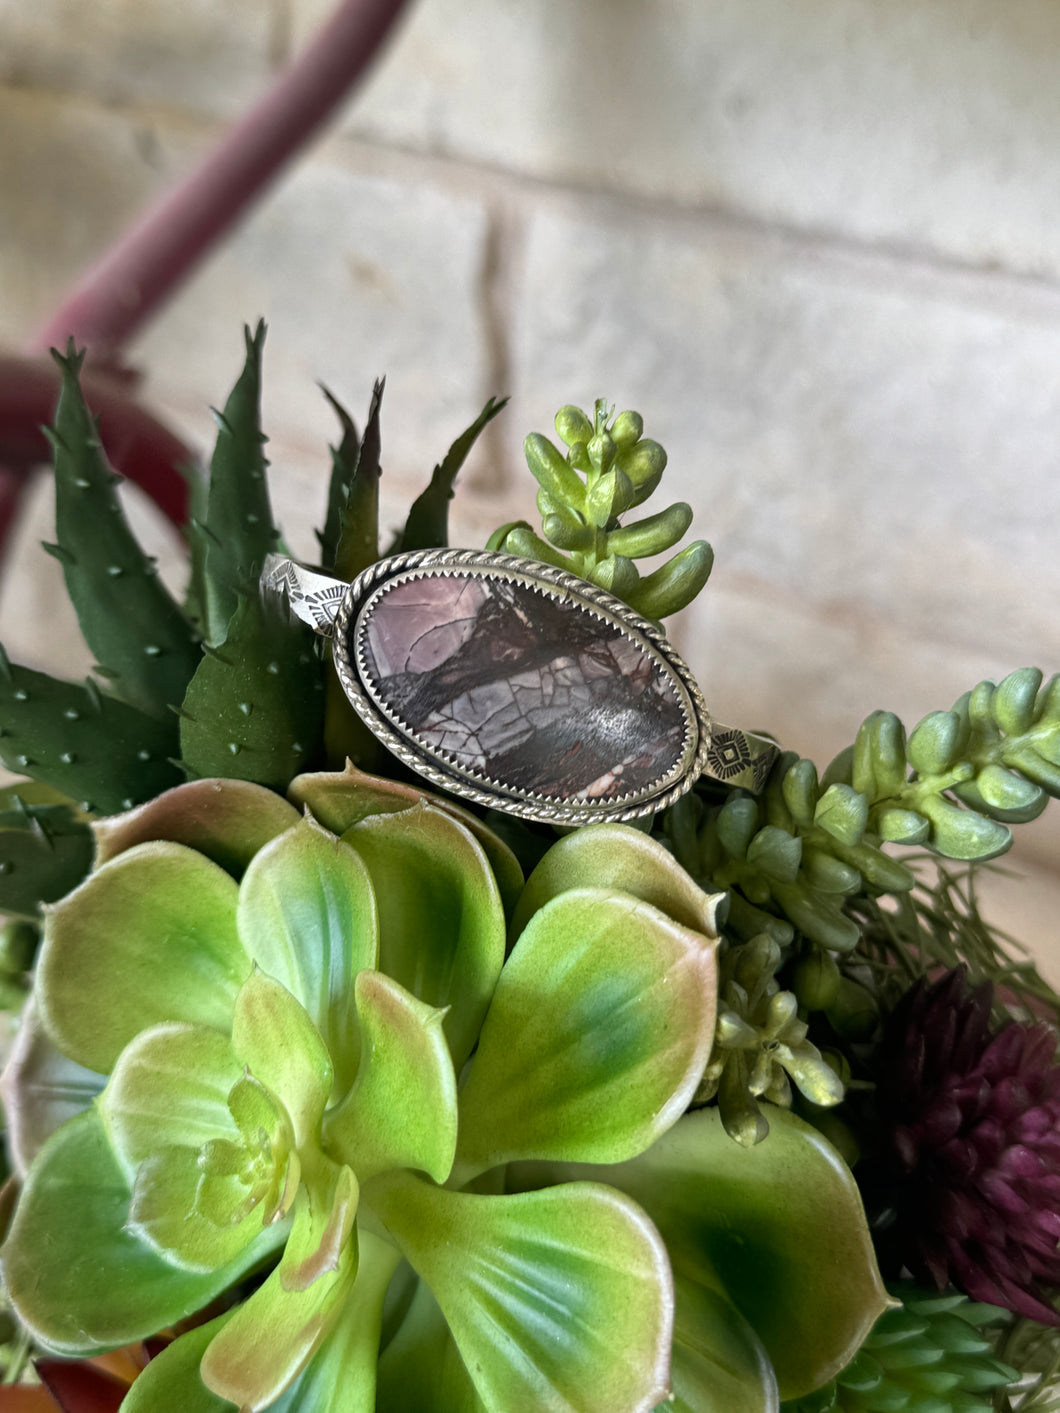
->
xmin=262 ymin=552 xmax=778 ymax=817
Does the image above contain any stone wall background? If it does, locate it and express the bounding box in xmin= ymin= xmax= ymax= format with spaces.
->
xmin=2 ymin=0 xmax=1059 ymax=971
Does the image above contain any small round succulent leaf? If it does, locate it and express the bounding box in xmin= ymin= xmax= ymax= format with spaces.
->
xmin=236 ymin=816 xmax=377 ymax=1097
xmin=510 ymin=822 xmax=723 ymax=941
xmin=0 ymin=1107 xmax=284 ymax=1355
xmin=37 ymin=841 xmax=249 ymax=1074
xmin=457 ymin=887 xmax=717 ymax=1171
xmin=0 ymin=998 xmax=104 ymax=1177
xmin=119 ymin=1309 xmax=237 ymax=1412
xmin=323 ymin=970 xmax=457 ymax=1184
xmin=128 ymin=1141 xmax=275 ymax=1272
xmin=529 ymin=1105 xmax=889 ymax=1401
xmin=341 ymin=801 xmax=506 ymax=1070
xmin=98 ymin=1021 xmax=242 ymax=1180
xmin=199 ymin=1185 xmax=359 ymax=1412
xmin=231 ymin=968 xmax=333 ymax=1149
xmin=92 ymin=778 xmax=301 ymax=876
xmin=665 ymin=1273 xmax=780 ymax=1413
xmin=289 ymin=763 xmax=524 ymax=916
xmin=365 ymin=1170 xmax=673 ymax=1413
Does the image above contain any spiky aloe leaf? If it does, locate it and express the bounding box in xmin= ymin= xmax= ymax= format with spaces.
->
xmin=193 ymin=323 xmax=279 ymax=646
xmin=0 ymin=797 xmax=94 ymax=919
xmin=317 ymin=386 xmax=363 ymax=573
xmin=393 ymin=397 xmax=509 ymax=554
xmin=45 ymin=345 xmax=200 ymax=722
xmin=0 ymin=649 xmax=183 ymax=813
xmin=332 ymin=378 xmax=384 ymax=582
xmin=179 ymin=591 xmax=324 ymax=790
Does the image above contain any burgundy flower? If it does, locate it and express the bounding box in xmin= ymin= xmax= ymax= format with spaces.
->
xmin=876 ymin=967 xmax=1060 ymax=1324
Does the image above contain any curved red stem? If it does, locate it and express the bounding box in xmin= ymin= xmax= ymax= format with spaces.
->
xmin=28 ymin=0 xmax=412 ymax=361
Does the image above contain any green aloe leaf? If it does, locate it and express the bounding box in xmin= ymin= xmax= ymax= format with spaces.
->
xmin=543 ymin=1106 xmax=889 ymax=1402
xmin=661 ymin=1275 xmax=779 ymax=1413
xmin=456 ymin=887 xmax=716 ymax=1174
xmin=394 ymin=398 xmax=509 ymax=553
xmin=0 ymin=800 xmax=94 ymax=918
xmin=333 ymin=378 xmax=384 ymax=582
xmin=0 ymin=654 xmax=182 ymax=814
xmin=199 ymin=1176 xmax=359 ymax=1411
xmin=317 ymin=384 xmax=363 ymax=573
xmin=93 ymin=777 xmax=300 ymax=875
xmin=37 ymin=842 xmax=249 ymax=1073
xmin=99 ymin=1022 xmax=242 ymax=1180
xmin=48 ymin=345 xmax=201 ymax=719
xmin=366 ymin=1171 xmax=673 ymax=1413
xmin=510 ymin=823 xmax=723 ymax=941
xmin=196 ymin=322 xmax=279 ymax=646
xmin=290 ymin=763 xmax=524 ymax=916
xmin=236 ymin=817 xmax=377 ymax=1097
xmin=0 ymin=1108 xmax=283 ymax=1355
xmin=179 ymin=590 xmax=324 ymax=791
xmin=0 ymin=1000 xmax=104 ymax=1175
xmin=231 ymin=968 xmax=333 ymax=1146
xmin=324 ymin=970 xmax=457 ymax=1183
xmin=342 ymin=801 xmax=506 ymax=1069
xmin=376 ymin=1278 xmax=485 ymax=1413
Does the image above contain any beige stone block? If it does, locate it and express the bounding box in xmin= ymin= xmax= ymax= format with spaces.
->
xmin=0 ymin=0 xmax=276 ymax=117
xmin=296 ymin=0 xmax=1060 ymax=280
xmin=509 ymin=201 xmax=1060 ymax=686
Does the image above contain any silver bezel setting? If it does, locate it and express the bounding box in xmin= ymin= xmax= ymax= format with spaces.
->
xmin=330 ymin=548 xmax=713 ymax=826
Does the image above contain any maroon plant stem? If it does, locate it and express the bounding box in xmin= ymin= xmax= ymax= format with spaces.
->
xmin=28 ymin=0 xmax=412 ymax=361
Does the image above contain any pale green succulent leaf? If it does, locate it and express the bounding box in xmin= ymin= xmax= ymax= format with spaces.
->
xmin=659 ymin=1275 xmax=779 ymax=1413
xmin=289 ymin=763 xmax=524 ymax=917
xmin=199 ymin=1180 xmax=359 ymax=1412
xmin=324 ymin=969 xmax=457 ymax=1184
xmin=376 ymin=1278 xmax=485 ymax=1413
xmin=99 ymin=1021 xmax=242 ymax=1180
xmin=341 ymin=801 xmax=506 ymax=1069
xmin=236 ymin=815 xmax=377 ymax=1097
xmin=93 ymin=777 xmax=300 ymax=875
xmin=119 ymin=1310 xmax=237 ymax=1412
xmin=37 ymin=842 xmax=249 ymax=1074
xmin=231 ymin=968 xmax=333 ymax=1148
xmin=532 ymin=1106 xmax=889 ymax=1402
xmin=457 ymin=887 xmax=717 ymax=1172
xmin=278 ymin=1161 xmax=358 ymax=1292
xmin=128 ymin=1140 xmax=276 ymax=1273
xmin=0 ymin=1107 xmax=283 ymax=1355
xmin=0 ymin=999 xmax=105 ymax=1176
xmin=511 ymin=822 xmax=723 ymax=941
xmin=267 ymin=1230 xmax=402 ymax=1413
xmin=366 ymin=1171 xmax=673 ymax=1413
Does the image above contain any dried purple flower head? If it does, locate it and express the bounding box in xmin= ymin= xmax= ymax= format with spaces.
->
xmin=876 ymin=966 xmax=1060 ymax=1324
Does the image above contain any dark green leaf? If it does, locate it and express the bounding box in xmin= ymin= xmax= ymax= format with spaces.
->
xmin=0 ymin=800 xmax=93 ymax=917
xmin=334 ymin=379 xmax=384 ymax=582
xmin=393 ymin=398 xmax=508 ymax=554
xmin=48 ymin=344 xmax=201 ymax=718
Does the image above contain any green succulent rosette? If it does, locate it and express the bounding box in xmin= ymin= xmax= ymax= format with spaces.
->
xmin=0 ymin=769 xmax=888 ymax=1412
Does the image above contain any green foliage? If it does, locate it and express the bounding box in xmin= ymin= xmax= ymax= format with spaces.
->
xmin=190 ymin=321 xmax=279 ymax=646
xmin=781 ymin=1284 xmax=1017 ymax=1413
xmin=391 ymin=396 xmax=508 ymax=554
xmin=178 ymin=590 xmax=324 ymax=791
xmin=0 ymin=792 xmax=93 ymax=920
xmin=696 ymin=934 xmax=844 ymax=1146
xmin=46 ymin=344 xmax=201 ymax=721
xmin=681 ymin=669 xmax=1060 ymax=952
xmin=326 ymin=378 xmax=383 ymax=582
xmin=0 ymin=773 xmax=890 ymax=1412
xmin=488 ymin=398 xmax=713 ymax=618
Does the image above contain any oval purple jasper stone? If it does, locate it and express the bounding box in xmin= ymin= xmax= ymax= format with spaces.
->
xmin=348 ymin=566 xmax=698 ymax=809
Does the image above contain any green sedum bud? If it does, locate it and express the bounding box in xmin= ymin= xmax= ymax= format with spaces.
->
xmin=491 ymin=400 xmax=712 ymax=619
xmin=696 ymin=935 xmax=845 ymax=1145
